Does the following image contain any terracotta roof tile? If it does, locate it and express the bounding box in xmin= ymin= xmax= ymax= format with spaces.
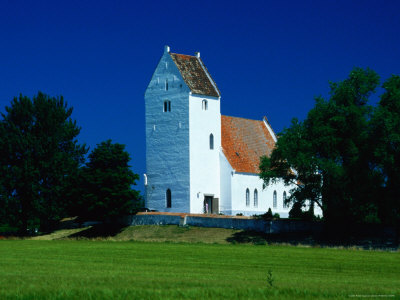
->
xmin=170 ymin=53 xmax=220 ymax=98
xmin=221 ymin=115 xmax=276 ymax=174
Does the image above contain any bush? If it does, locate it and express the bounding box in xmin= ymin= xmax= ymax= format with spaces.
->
xmin=273 ymin=213 xmax=280 ymax=219
xmin=289 ymin=202 xmax=315 ymax=221
xmin=265 ymin=208 xmax=273 ymax=218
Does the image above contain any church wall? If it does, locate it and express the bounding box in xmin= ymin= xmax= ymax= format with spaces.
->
xmin=219 ymin=152 xmax=233 ymax=213
xmin=230 ymin=172 xmax=291 ymax=217
xmin=144 ymin=51 xmax=191 ymax=212
xmin=189 ymin=94 xmax=221 ymax=213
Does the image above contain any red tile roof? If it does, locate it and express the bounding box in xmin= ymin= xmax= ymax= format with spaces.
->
xmin=170 ymin=53 xmax=220 ymax=98
xmin=221 ymin=115 xmax=276 ymax=174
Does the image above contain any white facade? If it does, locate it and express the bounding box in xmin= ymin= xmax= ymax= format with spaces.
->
xmin=219 ymin=150 xmax=291 ymax=217
xmin=189 ymin=93 xmax=221 ymax=213
xmin=144 ymin=46 xmax=297 ymax=217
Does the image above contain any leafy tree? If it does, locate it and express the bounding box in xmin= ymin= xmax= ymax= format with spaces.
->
xmin=370 ymin=75 xmax=400 ymax=226
xmin=260 ymin=68 xmax=382 ymax=229
xmin=75 ymin=140 xmax=140 ymax=221
xmin=0 ymin=92 xmax=87 ymax=232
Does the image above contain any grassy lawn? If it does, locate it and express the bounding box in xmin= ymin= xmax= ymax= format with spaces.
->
xmin=0 ymin=240 xmax=399 ymax=299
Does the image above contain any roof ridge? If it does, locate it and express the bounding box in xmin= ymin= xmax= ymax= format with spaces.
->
xmin=170 ymin=52 xmax=196 ymax=57
xmin=222 ymin=115 xmax=263 ymax=122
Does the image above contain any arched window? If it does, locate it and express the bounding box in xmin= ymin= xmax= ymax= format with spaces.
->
xmin=202 ymin=99 xmax=208 ymax=110
xmin=254 ymin=189 xmax=258 ymax=207
xmin=209 ymin=134 xmax=214 ymax=150
xmin=166 ymin=189 xmax=171 ymax=208
xmin=246 ymin=188 xmax=250 ymax=207
xmin=273 ymin=190 xmax=277 ymax=208
xmin=283 ymin=191 xmax=287 ymax=208
xmin=163 ymin=100 xmax=171 ymax=112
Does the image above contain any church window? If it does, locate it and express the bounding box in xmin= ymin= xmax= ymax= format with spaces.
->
xmin=166 ymin=189 xmax=171 ymax=208
xmin=209 ymin=134 xmax=214 ymax=150
xmin=283 ymin=191 xmax=288 ymax=208
xmin=254 ymin=189 xmax=258 ymax=207
xmin=165 ymin=79 xmax=168 ymax=91
xmin=246 ymin=188 xmax=250 ymax=207
xmin=163 ymin=100 xmax=171 ymax=112
xmin=273 ymin=190 xmax=277 ymax=208
xmin=202 ymin=99 xmax=208 ymax=110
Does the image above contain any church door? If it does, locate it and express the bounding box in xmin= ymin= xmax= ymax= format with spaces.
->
xmin=204 ymin=196 xmax=219 ymax=214
xmin=204 ymin=196 xmax=213 ymax=214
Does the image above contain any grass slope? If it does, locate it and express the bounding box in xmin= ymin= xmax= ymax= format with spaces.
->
xmin=0 ymin=240 xmax=399 ymax=299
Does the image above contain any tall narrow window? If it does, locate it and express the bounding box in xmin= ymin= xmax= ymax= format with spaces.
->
xmin=254 ymin=189 xmax=258 ymax=207
xmin=165 ymin=78 xmax=168 ymax=91
xmin=246 ymin=188 xmax=250 ymax=207
xmin=163 ymin=100 xmax=171 ymax=112
xmin=166 ymin=189 xmax=171 ymax=208
xmin=209 ymin=133 xmax=214 ymax=150
xmin=273 ymin=190 xmax=277 ymax=208
xmin=283 ymin=191 xmax=287 ymax=208
xmin=202 ymin=99 xmax=208 ymax=110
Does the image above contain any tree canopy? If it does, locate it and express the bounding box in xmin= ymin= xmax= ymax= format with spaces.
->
xmin=0 ymin=92 xmax=88 ymax=232
xmin=260 ymin=68 xmax=400 ymax=230
xmin=74 ymin=140 xmax=141 ymax=221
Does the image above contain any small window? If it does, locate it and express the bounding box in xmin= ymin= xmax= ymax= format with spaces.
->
xmin=246 ymin=188 xmax=250 ymax=207
xmin=163 ymin=100 xmax=171 ymax=112
xmin=254 ymin=189 xmax=258 ymax=207
xmin=273 ymin=190 xmax=277 ymax=208
xmin=165 ymin=79 xmax=168 ymax=91
xmin=202 ymin=99 xmax=208 ymax=110
xmin=283 ymin=191 xmax=288 ymax=208
xmin=209 ymin=133 xmax=214 ymax=150
xmin=166 ymin=189 xmax=171 ymax=208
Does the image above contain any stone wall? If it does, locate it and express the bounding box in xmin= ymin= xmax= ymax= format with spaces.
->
xmin=128 ymin=214 xmax=323 ymax=234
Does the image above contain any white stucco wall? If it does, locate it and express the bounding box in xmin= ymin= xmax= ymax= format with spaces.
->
xmin=228 ymin=172 xmax=291 ymax=217
xmin=189 ymin=94 xmax=221 ymax=213
xmin=219 ymin=151 xmax=233 ymax=213
xmin=144 ymin=50 xmax=191 ymax=212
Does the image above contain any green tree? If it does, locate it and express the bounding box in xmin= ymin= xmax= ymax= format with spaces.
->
xmin=76 ymin=140 xmax=140 ymax=221
xmin=370 ymin=75 xmax=400 ymax=226
xmin=0 ymin=92 xmax=87 ymax=232
xmin=260 ymin=68 xmax=381 ymax=229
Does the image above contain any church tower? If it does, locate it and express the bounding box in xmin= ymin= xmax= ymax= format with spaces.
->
xmin=144 ymin=46 xmax=221 ymax=213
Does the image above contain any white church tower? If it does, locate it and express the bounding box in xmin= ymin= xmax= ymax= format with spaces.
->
xmin=144 ymin=46 xmax=221 ymax=213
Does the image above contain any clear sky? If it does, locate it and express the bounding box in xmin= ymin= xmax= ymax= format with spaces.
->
xmin=1 ymin=0 xmax=399 ymax=192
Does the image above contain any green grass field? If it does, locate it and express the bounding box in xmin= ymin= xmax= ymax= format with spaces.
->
xmin=0 ymin=240 xmax=399 ymax=299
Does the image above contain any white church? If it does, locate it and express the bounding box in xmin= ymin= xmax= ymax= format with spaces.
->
xmin=144 ymin=46 xmax=293 ymax=217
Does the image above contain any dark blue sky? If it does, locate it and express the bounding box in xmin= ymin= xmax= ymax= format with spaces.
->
xmin=1 ymin=0 xmax=399 ymax=192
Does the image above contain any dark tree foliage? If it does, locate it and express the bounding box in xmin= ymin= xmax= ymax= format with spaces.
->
xmin=370 ymin=75 xmax=400 ymax=227
xmin=259 ymin=68 xmax=398 ymax=230
xmin=0 ymin=92 xmax=87 ymax=232
xmin=75 ymin=140 xmax=140 ymax=221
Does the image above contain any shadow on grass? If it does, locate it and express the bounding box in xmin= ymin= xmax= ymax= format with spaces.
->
xmin=226 ymin=230 xmax=399 ymax=250
xmin=68 ymin=223 xmax=127 ymax=238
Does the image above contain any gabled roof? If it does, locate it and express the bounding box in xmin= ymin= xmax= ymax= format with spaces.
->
xmin=170 ymin=53 xmax=220 ymax=98
xmin=221 ymin=115 xmax=276 ymax=174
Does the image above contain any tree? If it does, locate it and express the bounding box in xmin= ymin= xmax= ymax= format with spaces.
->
xmin=0 ymin=92 xmax=87 ymax=232
xmin=370 ymin=75 xmax=400 ymax=226
xmin=75 ymin=140 xmax=140 ymax=221
xmin=260 ymin=68 xmax=382 ymax=230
